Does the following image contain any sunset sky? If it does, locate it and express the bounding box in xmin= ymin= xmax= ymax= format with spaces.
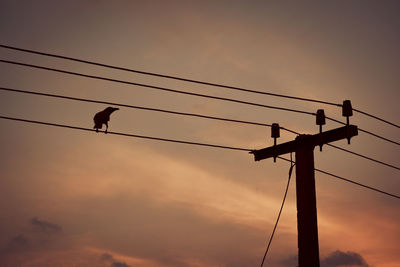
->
xmin=0 ymin=1 xmax=399 ymax=267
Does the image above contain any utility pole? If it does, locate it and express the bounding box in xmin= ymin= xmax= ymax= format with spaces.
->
xmin=251 ymin=101 xmax=357 ymax=267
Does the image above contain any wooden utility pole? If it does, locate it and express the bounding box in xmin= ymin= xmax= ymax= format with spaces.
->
xmin=251 ymin=125 xmax=358 ymax=267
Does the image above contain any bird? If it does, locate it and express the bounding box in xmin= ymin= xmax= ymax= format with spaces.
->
xmin=93 ymin=107 xmax=119 ymax=133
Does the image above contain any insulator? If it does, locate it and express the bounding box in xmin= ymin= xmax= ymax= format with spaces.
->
xmin=342 ymin=100 xmax=353 ymax=117
xmin=271 ymin=123 xmax=280 ymax=138
xmin=316 ymin=109 xmax=326 ymax=126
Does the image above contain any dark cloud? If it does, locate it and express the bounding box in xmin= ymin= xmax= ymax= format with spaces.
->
xmin=321 ymin=250 xmax=369 ymax=267
xmin=281 ymin=251 xmax=369 ymax=267
xmin=0 ymin=234 xmax=30 ymax=267
xmin=100 ymin=253 xmax=131 ymax=267
xmin=30 ymin=217 xmax=62 ymax=233
xmin=0 ymin=217 xmax=65 ymax=261
xmin=100 ymin=253 xmax=114 ymax=261
xmin=4 ymin=234 xmax=29 ymax=252
xmin=111 ymin=262 xmax=130 ymax=267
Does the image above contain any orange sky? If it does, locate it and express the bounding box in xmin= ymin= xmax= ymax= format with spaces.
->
xmin=0 ymin=1 xmax=399 ymax=267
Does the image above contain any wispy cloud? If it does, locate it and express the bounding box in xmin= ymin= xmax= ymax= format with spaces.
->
xmin=31 ymin=217 xmax=62 ymax=233
xmin=282 ymin=250 xmax=369 ymax=267
xmin=101 ymin=252 xmax=131 ymax=267
xmin=3 ymin=234 xmax=29 ymax=253
xmin=321 ymin=250 xmax=369 ymax=267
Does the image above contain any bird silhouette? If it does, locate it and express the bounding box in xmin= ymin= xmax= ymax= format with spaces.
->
xmin=93 ymin=107 xmax=119 ymax=133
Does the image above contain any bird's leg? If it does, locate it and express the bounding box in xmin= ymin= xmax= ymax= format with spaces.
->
xmin=105 ymin=122 xmax=108 ymax=134
xmin=96 ymin=128 xmax=98 ymax=133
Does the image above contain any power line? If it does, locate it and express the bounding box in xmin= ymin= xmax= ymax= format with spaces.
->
xmin=1 ymin=115 xmax=398 ymax=200
xmin=327 ymin=144 xmax=400 ymax=171
xmin=1 ymin=59 xmax=399 ymax=147
xmin=325 ymin=116 xmax=400 ymax=146
xmin=1 ymin=86 xmax=399 ymax=171
xmin=316 ymin=168 xmax=400 ymax=199
xmin=260 ymin=158 xmax=294 ymax=267
xmin=1 ymin=59 xmax=398 ymax=147
xmin=278 ymin=156 xmax=400 ymax=199
xmin=353 ymin=108 xmax=400 ymax=129
xmin=3 ymin=44 xmax=399 ymax=130
xmin=280 ymin=127 xmax=400 ymax=171
xmin=1 ymin=44 xmax=399 ymax=130
xmin=0 ymin=87 xmax=272 ymax=128
xmin=0 ymin=59 xmax=314 ymax=116
xmin=0 ymin=44 xmax=340 ymax=107
xmin=0 ymin=115 xmax=251 ymax=152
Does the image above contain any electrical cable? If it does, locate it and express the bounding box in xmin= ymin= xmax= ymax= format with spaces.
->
xmin=0 ymin=59 xmax=314 ymax=116
xmin=2 ymin=44 xmax=399 ymax=129
xmin=326 ymin=116 xmax=400 ymax=146
xmin=0 ymin=115 xmax=398 ymax=199
xmin=326 ymin=144 xmax=400 ymax=171
xmin=260 ymin=154 xmax=295 ymax=267
xmin=0 ymin=87 xmax=272 ymax=128
xmin=314 ymin=168 xmax=400 ymax=199
xmin=277 ymin=157 xmax=400 ymax=199
xmin=353 ymin=108 xmax=399 ymax=129
xmin=278 ymin=127 xmax=400 ymax=171
xmin=1 ymin=86 xmax=398 ymax=171
xmin=0 ymin=44 xmax=340 ymax=107
xmin=0 ymin=115 xmax=251 ymax=152
xmin=1 ymin=59 xmax=398 ymax=146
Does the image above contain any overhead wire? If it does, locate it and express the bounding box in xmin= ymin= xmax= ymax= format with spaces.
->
xmin=1 ymin=86 xmax=398 ymax=171
xmin=1 ymin=44 xmax=398 ymax=129
xmin=1 ymin=59 xmax=398 ymax=147
xmin=260 ymin=154 xmax=295 ymax=267
xmin=0 ymin=44 xmax=340 ymax=107
xmin=353 ymin=108 xmax=399 ymax=129
xmin=0 ymin=86 xmax=272 ymax=128
xmin=325 ymin=116 xmax=400 ymax=146
xmin=326 ymin=144 xmax=400 ymax=171
xmin=279 ymin=127 xmax=400 ymax=171
xmin=314 ymin=168 xmax=400 ymax=199
xmin=277 ymin=157 xmax=400 ymax=199
xmin=0 ymin=115 xmax=399 ymax=200
xmin=0 ymin=115 xmax=251 ymax=151
xmin=0 ymin=59 xmax=314 ymax=116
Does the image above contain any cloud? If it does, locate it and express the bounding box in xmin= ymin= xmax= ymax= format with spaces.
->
xmin=0 ymin=216 xmax=66 ymax=266
xmin=4 ymin=234 xmax=29 ymax=253
xmin=111 ymin=262 xmax=130 ymax=267
xmin=281 ymin=251 xmax=369 ymax=267
xmin=101 ymin=253 xmax=114 ymax=261
xmin=321 ymin=250 xmax=369 ymax=267
xmin=30 ymin=217 xmax=62 ymax=233
xmin=100 ymin=252 xmax=131 ymax=267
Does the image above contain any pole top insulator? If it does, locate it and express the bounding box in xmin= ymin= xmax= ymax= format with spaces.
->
xmin=271 ymin=123 xmax=280 ymax=138
xmin=271 ymin=123 xmax=280 ymax=162
xmin=316 ymin=109 xmax=326 ymax=126
xmin=342 ymin=100 xmax=353 ymax=117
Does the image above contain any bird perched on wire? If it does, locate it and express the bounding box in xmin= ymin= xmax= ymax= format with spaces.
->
xmin=93 ymin=107 xmax=119 ymax=133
